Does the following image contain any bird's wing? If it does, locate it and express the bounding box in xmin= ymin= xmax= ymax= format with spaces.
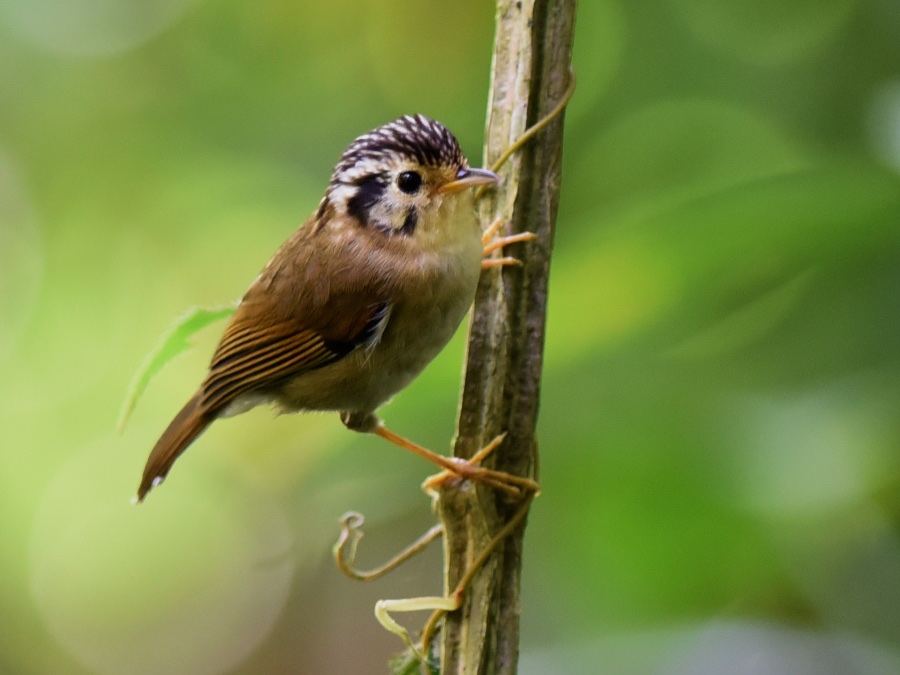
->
xmin=137 ymin=302 xmax=381 ymax=502
xmin=200 ymin=294 xmax=388 ymax=413
xmin=138 ymin=215 xmax=402 ymax=500
xmin=191 ymin=218 xmax=398 ymax=414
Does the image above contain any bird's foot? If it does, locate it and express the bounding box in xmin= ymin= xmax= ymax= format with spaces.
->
xmin=481 ymin=216 xmax=538 ymax=269
xmin=371 ymin=425 xmax=539 ymax=498
xmin=421 ymin=432 xmax=540 ymax=498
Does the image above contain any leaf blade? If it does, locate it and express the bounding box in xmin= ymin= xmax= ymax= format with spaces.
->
xmin=117 ymin=304 xmax=236 ymax=432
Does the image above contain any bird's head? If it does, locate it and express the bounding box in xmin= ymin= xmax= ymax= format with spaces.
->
xmin=325 ymin=115 xmax=499 ymax=237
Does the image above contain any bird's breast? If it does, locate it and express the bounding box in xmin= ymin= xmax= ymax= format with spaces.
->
xmin=344 ymin=229 xmax=482 ymax=411
xmin=274 ymin=209 xmax=482 ymax=415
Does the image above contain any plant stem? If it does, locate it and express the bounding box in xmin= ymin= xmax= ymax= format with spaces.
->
xmin=436 ymin=1 xmax=577 ymax=672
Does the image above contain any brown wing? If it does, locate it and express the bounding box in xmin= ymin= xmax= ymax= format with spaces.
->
xmin=197 ymin=221 xmax=393 ymax=414
xmin=201 ymin=299 xmax=387 ymax=412
xmin=138 ymin=218 xmax=394 ymax=501
xmin=138 ymin=291 xmax=386 ymax=502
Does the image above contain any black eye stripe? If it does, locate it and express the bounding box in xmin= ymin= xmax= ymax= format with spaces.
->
xmin=346 ymin=174 xmax=387 ymax=223
xmin=400 ymin=207 xmax=417 ymax=236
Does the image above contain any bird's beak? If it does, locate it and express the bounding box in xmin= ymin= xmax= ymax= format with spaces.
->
xmin=440 ymin=167 xmax=500 ymax=194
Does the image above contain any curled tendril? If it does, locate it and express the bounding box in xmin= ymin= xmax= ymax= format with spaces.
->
xmin=476 ymin=67 xmax=577 ymax=201
xmin=333 ymin=511 xmax=444 ymax=582
xmin=418 ymin=492 xmax=536 ymax=656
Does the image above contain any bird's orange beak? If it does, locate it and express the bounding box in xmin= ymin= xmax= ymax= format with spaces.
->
xmin=440 ymin=167 xmax=500 ymax=194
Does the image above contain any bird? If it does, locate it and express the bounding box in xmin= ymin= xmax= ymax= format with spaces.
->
xmin=137 ymin=114 xmax=539 ymax=502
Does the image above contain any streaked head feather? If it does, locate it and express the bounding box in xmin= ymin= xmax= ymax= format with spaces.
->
xmin=330 ymin=115 xmax=466 ymax=187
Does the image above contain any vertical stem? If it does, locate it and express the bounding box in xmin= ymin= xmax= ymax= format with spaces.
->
xmin=436 ymin=1 xmax=577 ymax=672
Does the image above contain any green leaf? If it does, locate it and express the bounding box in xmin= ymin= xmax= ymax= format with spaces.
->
xmin=389 ymin=647 xmax=439 ymax=675
xmin=117 ymin=304 xmax=237 ymax=432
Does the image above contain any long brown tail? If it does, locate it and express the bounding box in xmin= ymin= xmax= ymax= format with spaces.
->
xmin=137 ymin=391 xmax=210 ymax=502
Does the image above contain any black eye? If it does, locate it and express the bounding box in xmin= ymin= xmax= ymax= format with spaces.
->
xmin=397 ymin=171 xmax=422 ymax=194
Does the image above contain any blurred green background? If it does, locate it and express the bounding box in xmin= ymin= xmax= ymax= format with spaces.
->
xmin=1 ymin=1 xmax=899 ymax=673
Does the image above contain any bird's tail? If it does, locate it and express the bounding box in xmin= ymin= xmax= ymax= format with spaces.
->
xmin=137 ymin=391 xmax=209 ymax=502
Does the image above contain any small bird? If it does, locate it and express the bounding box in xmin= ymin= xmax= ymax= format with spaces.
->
xmin=137 ymin=114 xmax=537 ymax=501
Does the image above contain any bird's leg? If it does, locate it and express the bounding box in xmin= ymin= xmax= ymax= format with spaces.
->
xmin=340 ymin=411 xmax=538 ymax=497
xmin=374 ymin=425 xmax=540 ymax=498
xmin=482 ymin=221 xmax=536 ymax=255
xmin=481 ymin=216 xmax=538 ymax=269
xmin=338 ymin=413 xmax=540 ymax=661
xmin=362 ymin=431 xmax=539 ymax=657
xmin=419 ymin=432 xmax=512 ymax=494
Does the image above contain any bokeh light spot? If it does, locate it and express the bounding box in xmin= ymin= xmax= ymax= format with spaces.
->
xmin=567 ymin=0 xmax=627 ymax=125
xmin=867 ymin=81 xmax=900 ymax=175
xmin=2 ymin=0 xmax=198 ymax=56
xmin=575 ymin=98 xmax=809 ymax=209
xmin=671 ymin=0 xmax=859 ymax=66
xmin=548 ymin=231 xmax=679 ymax=363
xmin=363 ymin=0 xmax=493 ymax=123
xmin=724 ymin=382 xmax=894 ymax=516
xmin=0 ymin=154 xmax=43 ymax=364
xmin=29 ymin=435 xmax=295 ymax=675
